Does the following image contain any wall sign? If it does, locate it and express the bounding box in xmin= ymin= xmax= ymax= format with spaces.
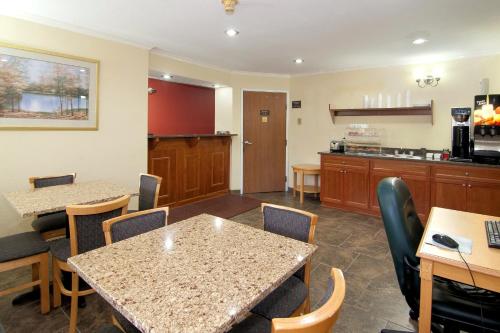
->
xmin=260 ymin=110 xmax=270 ymax=116
xmin=292 ymin=101 xmax=301 ymax=109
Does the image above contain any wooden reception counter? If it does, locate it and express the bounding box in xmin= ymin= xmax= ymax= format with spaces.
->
xmin=148 ymin=134 xmax=236 ymax=207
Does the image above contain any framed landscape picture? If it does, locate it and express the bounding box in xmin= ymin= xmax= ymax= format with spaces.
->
xmin=0 ymin=42 xmax=99 ymax=130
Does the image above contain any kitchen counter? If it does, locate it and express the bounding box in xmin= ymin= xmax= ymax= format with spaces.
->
xmin=319 ymin=152 xmax=500 ymax=220
xmin=318 ymin=151 xmax=500 ymax=169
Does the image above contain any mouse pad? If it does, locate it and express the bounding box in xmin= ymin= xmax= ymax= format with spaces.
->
xmin=424 ymin=230 xmax=473 ymax=255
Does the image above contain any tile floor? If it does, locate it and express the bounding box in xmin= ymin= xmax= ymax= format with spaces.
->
xmin=0 ymin=192 xmax=416 ymax=333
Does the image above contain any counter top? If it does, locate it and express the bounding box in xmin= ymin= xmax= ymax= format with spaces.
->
xmin=4 ymin=181 xmax=137 ymax=217
xmin=318 ymin=151 xmax=500 ymax=169
xmin=68 ymin=214 xmax=317 ymax=333
xmin=148 ymin=134 xmax=237 ymax=139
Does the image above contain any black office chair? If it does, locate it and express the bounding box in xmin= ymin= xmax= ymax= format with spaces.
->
xmin=377 ymin=177 xmax=500 ymax=333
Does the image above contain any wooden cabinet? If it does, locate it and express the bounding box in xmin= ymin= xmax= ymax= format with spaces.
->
xmin=321 ymin=153 xmax=500 ymax=220
xmin=148 ymin=135 xmax=232 ymax=207
xmin=320 ymin=155 xmax=369 ymax=213
xmin=369 ymin=160 xmax=430 ymax=221
xmin=431 ymin=165 xmax=500 ymax=217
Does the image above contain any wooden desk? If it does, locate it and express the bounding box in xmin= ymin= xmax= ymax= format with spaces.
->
xmin=417 ymin=207 xmax=500 ymax=333
xmin=292 ymin=164 xmax=321 ymax=204
xmin=68 ymin=214 xmax=317 ymax=333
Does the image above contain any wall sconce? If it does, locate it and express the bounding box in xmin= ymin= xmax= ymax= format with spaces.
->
xmin=416 ymin=75 xmax=441 ymax=88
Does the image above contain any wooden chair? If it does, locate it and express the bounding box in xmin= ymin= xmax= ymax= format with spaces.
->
xmin=51 ymin=195 xmax=130 ymax=333
xmin=128 ymin=173 xmax=162 ymax=213
xmin=0 ymin=232 xmax=50 ymax=315
xmin=102 ymin=207 xmax=169 ymax=333
xmin=252 ymin=203 xmax=318 ymax=320
xmin=271 ymin=268 xmax=345 ymax=332
xmin=230 ymin=268 xmax=345 ymax=333
xmin=29 ymin=173 xmax=76 ymax=240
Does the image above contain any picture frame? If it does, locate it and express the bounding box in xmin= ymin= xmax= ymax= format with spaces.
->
xmin=0 ymin=42 xmax=99 ymax=130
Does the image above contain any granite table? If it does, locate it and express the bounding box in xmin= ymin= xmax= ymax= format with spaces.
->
xmin=68 ymin=214 xmax=317 ymax=333
xmin=4 ymin=180 xmax=137 ymax=218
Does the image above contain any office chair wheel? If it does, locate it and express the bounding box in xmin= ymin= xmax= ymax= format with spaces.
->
xmin=409 ymin=309 xmax=418 ymax=320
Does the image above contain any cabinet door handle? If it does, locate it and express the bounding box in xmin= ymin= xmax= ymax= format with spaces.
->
xmin=468 ymin=184 xmax=472 ymax=188
xmin=465 ymin=172 xmax=469 ymax=176
xmin=462 ymin=184 xmax=466 ymax=187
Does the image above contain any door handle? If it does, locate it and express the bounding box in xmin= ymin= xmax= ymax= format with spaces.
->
xmin=244 ymin=140 xmax=253 ymax=145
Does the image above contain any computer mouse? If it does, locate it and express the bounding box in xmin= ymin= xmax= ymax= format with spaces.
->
xmin=432 ymin=234 xmax=459 ymax=249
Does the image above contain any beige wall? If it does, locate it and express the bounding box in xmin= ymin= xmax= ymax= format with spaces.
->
xmin=0 ymin=16 xmax=149 ymax=236
xmin=215 ymin=87 xmax=233 ymax=132
xmin=288 ymin=55 xmax=500 ymax=182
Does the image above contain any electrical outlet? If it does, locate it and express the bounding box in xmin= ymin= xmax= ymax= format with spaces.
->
xmin=297 ymin=118 xmax=302 ymax=125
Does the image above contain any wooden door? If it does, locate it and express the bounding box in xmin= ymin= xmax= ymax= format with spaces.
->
xmin=431 ymin=178 xmax=467 ymax=211
xmin=243 ymin=91 xmax=287 ymax=193
xmin=343 ymin=166 xmax=370 ymax=209
xmin=320 ymin=163 xmax=343 ymax=205
xmin=466 ymin=182 xmax=500 ymax=216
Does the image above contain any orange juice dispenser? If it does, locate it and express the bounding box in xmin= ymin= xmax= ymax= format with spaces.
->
xmin=473 ymin=94 xmax=500 ymax=165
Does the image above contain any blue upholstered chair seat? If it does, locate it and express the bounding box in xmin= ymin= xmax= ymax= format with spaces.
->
xmin=49 ymin=238 xmax=71 ymax=261
xmin=0 ymin=232 xmax=49 ymax=263
xmin=228 ymin=313 xmax=271 ymax=333
xmin=251 ymin=275 xmax=308 ymax=319
xmin=31 ymin=211 xmax=67 ymax=233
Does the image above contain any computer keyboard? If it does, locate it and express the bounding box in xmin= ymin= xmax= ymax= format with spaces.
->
xmin=485 ymin=220 xmax=500 ymax=249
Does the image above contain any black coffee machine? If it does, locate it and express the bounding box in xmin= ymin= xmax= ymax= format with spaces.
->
xmin=451 ymin=107 xmax=472 ymax=160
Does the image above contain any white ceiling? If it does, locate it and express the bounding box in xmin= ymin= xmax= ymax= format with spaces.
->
xmin=2 ymin=0 xmax=500 ymax=75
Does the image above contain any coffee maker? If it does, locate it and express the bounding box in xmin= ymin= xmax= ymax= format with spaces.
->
xmin=450 ymin=107 xmax=472 ymax=160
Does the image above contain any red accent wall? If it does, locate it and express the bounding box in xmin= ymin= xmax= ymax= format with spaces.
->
xmin=148 ymin=79 xmax=215 ymax=135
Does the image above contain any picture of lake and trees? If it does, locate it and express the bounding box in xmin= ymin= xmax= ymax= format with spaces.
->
xmin=0 ymin=53 xmax=90 ymax=120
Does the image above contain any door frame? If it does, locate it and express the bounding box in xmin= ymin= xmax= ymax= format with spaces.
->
xmin=240 ymin=89 xmax=290 ymax=194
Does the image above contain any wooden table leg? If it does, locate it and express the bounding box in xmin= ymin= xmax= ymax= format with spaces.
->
xmin=419 ymin=258 xmax=433 ymax=333
xmin=300 ymin=171 xmax=305 ymax=204
xmin=293 ymin=170 xmax=297 ymax=197
xmin=39 ymin=253 xmax=50 ymax=314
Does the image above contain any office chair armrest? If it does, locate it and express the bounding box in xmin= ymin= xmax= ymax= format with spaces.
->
xmin=404 ymin=256 xmax=420 ymax=272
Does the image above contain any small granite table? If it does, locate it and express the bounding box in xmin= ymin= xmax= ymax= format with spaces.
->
xmin=4 ymin=180 xmax=137 ymax=218
xmin=68 ymin=214 xmax=317 ymax=333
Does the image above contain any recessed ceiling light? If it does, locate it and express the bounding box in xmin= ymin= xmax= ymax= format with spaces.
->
xmin=213 ymin=84 xmax=221 ymax=88
xmin=294 ymin=58 xmax=304 ymax=64
xmin=225 ymin=28 xmax=239 ymax=37
xmin=1 ymin=58 xmax=8 ymax=62
xmin=162 ymin=74 xmax=172 ymax=79
xmin=413 ymin=38 xmax=428 ymax=45
xmin=79 ymin=68 xmax=86 ymax=72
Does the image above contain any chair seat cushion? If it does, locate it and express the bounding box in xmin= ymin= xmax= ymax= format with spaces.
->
xmin=31 ymin=211 xmax=67 ymax=233
xmin=228 ymin=313 xmax=271 ymax=333
xmin=49 ymin=238 xmax=71 ymax=262
xmin=0 ymin=231 xmax=49 ymax=263
xmin=113 ymin=309 xmax=141 ymax=333
xmin=432 ymin=279 xmax=500 ymax=331
xmin=252 ymin=275 xmax=308 ymax=319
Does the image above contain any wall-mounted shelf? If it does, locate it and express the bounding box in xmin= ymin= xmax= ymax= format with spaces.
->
xmin=329 ymin=100 xmax=434 ymax=125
